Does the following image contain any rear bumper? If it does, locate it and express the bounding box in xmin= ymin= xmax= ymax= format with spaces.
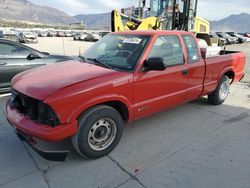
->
xmin=6 ymin=99 xmax=78 ymax=142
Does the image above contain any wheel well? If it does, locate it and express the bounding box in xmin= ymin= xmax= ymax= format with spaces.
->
xmin=224 ymin=71 xmax=235 ymax=83
xmin=102 ymin=101 xmax=129 ymax=122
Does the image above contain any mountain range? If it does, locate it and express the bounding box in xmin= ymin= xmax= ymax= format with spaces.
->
xmin=73 ymin=13 xmax=111 ymax=30
xmin=210 ymin=13 xmax=250 ymax=32
xmin=0 ymin=0 xmax=77 ymax=25
xmin=0 ymin=0 xmax=250 ymax=32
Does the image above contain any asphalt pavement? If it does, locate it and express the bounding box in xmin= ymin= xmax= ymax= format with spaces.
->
xmin=0 ymin=83 xmax=250 ymax=188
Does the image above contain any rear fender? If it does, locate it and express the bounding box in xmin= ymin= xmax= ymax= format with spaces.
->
xmin=218 ymin=66 xmax=235 ymax=84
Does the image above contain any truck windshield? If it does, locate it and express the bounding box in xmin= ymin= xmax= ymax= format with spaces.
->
xmin=81 ymin=34 xmax=151 ymax=71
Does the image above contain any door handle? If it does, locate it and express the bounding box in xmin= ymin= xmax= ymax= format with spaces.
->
xmin=181 ymin=69 xmax=189 ymax=75
xmin=0 ymin=62 xmax=7 ymax=66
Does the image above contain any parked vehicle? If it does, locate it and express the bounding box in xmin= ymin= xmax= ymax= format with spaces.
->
xmin=73 ymin=33 xmax=87 ymax=41
xmin=243 ymin=33 xmax=250 ymax=42
xmin=0 ymin=39 xmax=76 ymax=93
xmin=244 ymin=33 xmax=250 ymax=38
xmin=6 ymin=31 xmax=246 ymax=161
xmin=210 ymin=33 xmax=227 ymax=46
xmin=32 ymin=31 xmax=39 ymax=37
xmin=227 ymin=32 xmax=246 ymax=44
xmin=19 ymin=32 xmax=38 ymax=43
xmin=3 ymin=31 xmax=20 ymax=43
xmin=47 ymin=31 xmax=57 ymax=37
xmin=216 ymin=32 xmax=237 ymax=44
xmin=84 ymin=33 xmax=101 ymax=41
xmin=56 ymin=31 xmax=66 ymax=37
xmin=65 ymin=32 xmax=72 ymax=37
xmin=38 ymin=31 xmax=48 ymax=37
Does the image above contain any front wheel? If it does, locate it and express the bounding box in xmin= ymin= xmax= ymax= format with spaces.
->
xmin=72 ymin=105 xmax=124 ymax=159
xmin=208 ymin=75 xmax=230 ymax=105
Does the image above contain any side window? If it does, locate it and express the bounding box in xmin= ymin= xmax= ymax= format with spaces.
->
xmin=148 ymin=35 xmax=184 ymax=67
xmin=182 ymin=35 xmax=200 ymax=63
xmin=0 ymin=42 xmax=31 ymax=58
xmin=0 ymin=43 xmax=17 ymax=55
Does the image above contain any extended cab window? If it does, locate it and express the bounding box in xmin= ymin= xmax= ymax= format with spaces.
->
xmin=182 ymin=35 xmax=200 ymax=63
xmin=148 ymin=35 xmax=184 ymax=67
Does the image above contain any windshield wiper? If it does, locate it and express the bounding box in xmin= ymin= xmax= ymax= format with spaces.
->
xmin=86 ymin=58 xmax=113 ymax=69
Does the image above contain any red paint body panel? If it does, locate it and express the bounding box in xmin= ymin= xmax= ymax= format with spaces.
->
xmin=202 ymin=51 xmax=246 ymax=96
xmin=6 ymin=30 xmax=246 ymax=141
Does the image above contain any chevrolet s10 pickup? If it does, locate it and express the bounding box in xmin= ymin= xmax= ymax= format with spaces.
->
xmin=6 ymin=31 xmax=246 ymax=161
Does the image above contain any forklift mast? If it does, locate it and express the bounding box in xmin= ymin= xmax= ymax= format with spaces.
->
xmin=111 ymin=0 xmax=209 ymax=33
xmin=149 ymin=0 xmax=198 ymax=31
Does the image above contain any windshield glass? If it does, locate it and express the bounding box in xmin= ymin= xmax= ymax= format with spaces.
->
xmin=81 ymin=34 xmax=151 ymax=71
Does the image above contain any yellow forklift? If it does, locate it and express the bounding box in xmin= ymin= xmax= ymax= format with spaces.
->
xmin=111 ymin=0 xmax=210 ymax=34
xmin=111 ymin=0 xmax=221 ymax=59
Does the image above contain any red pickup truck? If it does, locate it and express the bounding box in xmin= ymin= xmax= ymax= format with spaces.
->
xmin=6 ymin=31 xmax=246 ymax=161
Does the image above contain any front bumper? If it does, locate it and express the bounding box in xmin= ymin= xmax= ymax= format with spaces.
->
xmin=6 ymin=99 xmax=78 ymax=161
xmin=15 ymin=129 xmax=68 ymax=161
xmin=6 ymin=99 xmax=78 ymax=142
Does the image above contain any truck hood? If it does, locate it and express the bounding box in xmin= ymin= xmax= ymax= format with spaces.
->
xmin=12 ymin=61 xmax=116 ymax=100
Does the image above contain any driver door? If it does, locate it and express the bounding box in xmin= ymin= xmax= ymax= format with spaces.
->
xmin=0 ymin=41 xmax=45 ymax=90
xmin=133 ymin=35 xmax=189 ymax=119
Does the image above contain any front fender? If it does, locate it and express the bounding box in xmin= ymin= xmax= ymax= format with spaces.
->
xmin=67 ymin=94 xmax=133 ymax=123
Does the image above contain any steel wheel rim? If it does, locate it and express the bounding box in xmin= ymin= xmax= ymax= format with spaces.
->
xmin=219 ymin=81 xmax=229 ymax=100
xmin=88 ymin=118 xmax=117 ymax=151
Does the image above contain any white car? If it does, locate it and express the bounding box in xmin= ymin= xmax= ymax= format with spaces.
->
xmin=19 ymin=32 xmax=38 ymax=43
xmin=73 ymin=33 xmax=87 ymax=41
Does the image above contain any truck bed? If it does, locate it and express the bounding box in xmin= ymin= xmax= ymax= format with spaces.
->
xmin=202 ymin=50 xmax=246 ymax=95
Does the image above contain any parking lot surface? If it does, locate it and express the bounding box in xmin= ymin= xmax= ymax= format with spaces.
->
xmin=0 ymin=38 xmax=250 ymax=188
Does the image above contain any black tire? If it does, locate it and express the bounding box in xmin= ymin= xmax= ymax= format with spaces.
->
xmin=72 ymin=105 xmax=124 ymax=159
xmin=208 ymin=75 xmax=230 ymax=105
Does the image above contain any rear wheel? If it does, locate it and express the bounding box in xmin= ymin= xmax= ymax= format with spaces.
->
xmin=72 ymin=105 xmax=124 ymax=159
xmin=208 ymin=75 xmax=230 ymax=105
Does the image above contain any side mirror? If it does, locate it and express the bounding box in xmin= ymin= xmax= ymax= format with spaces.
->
xmin=143 ymin=57 xmax=166 ymax=71
xmin=27 ymin=53 xmax=41 ymax=60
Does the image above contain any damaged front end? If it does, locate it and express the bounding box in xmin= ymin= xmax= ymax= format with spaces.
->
xmin=11 ymin=89 xmax=60 ymax=127
xmin=7 ymin=90 xmax=70 ymax=161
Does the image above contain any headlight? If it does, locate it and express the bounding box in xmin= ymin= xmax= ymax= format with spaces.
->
xmin=37 ymin=101 xmax=60 ymax=127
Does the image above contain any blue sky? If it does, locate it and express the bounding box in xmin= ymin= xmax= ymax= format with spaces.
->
xmin=30 ymin=0 xmax=250 ymax=20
